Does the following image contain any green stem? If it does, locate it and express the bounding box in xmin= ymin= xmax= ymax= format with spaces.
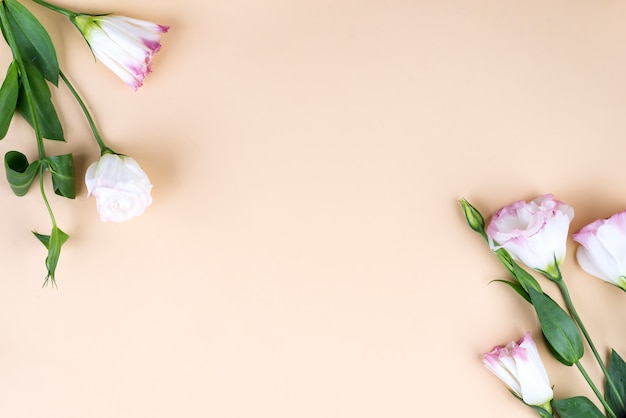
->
xmin=556 ymin=278 xmax=626 ymax=414
xmin=0 ymin=2 xmax=46 ymax=160
xmin=575 ymin=361 xmax=617 ymax=418
xmin=59 ymin=70 xmax=114 ymax=155
xmin=38 ymin=164 xmax=56 ymax=226
xmin=29 ymin=0 xmax=75 ymax=17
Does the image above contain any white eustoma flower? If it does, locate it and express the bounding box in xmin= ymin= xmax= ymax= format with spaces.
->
xmin=85 ymin=153 xmax=152 ymax=222
xmin=487 ymin=194 xmax=574 ymax=278
xmin=73 ymin=14 xmax=170 ymax=90
xmin=573 ymin=210 xmax=626 ymax=291
xmin=483 ymin=333 xmax=553 ymax=409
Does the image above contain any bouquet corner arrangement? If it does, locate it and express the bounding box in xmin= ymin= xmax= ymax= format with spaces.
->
xmin=460 ymin=194 xmax=626 ymax=418
xmin=0 ymin=0 xmax=170 ymax=286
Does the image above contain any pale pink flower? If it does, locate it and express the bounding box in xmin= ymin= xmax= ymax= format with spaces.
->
xmin=483 ymin=333 xmax=553 ymax=408
xmin=85 ymin=154 xmax=152 ymax=222
xmin=487 ymin=194 xmax=574 ymax=277
xmin=73 ymin=14 xmax=169 ymax=90
xmin=573 ymin=210 xmax=626 ymax=290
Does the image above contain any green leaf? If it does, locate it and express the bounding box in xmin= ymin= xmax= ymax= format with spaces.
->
xmin=606 ymin=349 xmax=626 ymax=416
xmin=552 ymin=397 xmax=604 ymax=418
xmin=32 ymin=231 xmax=50 ymax=248
xmin=16 ymin=60 xmax=64 ymax=141
xmin=33 ymin=225 xmax=69 ymax=287
xmin=528 ymin=287 xmax=583 ymax=366
xmin=495 ymin=248 xmax=543 ymax=294
xmin=544 ymin=337 xmax=572 ymax=368
xmin=490 ymin=279 xmax=531 ymax=303
xmin=4 ymin=150 xmax=40 ymax=196
xmin=46 ymin=154 xmax=75 ymax=199
xmin=0 ymin=61 xmax=19 ymax=139
xmin=4 ymin=0 xmax=59 ymax=85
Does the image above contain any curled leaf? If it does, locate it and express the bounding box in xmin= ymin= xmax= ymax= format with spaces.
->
xmin=4 ymin=150 xmax=40 ymax=196
xmin=46 ymin=154 xmax=75 ymax=199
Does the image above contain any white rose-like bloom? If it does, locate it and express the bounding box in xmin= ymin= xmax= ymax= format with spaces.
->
xmin=85 ymin=154 xmax=152 ymax=222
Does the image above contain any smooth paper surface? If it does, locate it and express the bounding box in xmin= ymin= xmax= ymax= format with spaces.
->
xmin=1 ymin=0 xmax=626 ymax=417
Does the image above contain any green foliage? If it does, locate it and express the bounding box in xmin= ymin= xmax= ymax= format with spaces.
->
xmin=0 ymin=0 xmax=75 ymax=286
xmin=552 ymin=397 xmax=604 ymax=418
xmin=0 ymin=0 xmax=64 ymax=141
xmin=490 ymin=279 xmax=531 ymax=304
xmin=33 ymin=225 xmax=69 ymax=287
xmin=0 ymin=61 xmax=19 ymax=139
xmin=528 ymin=287 xmax=584 ymax=366
xmin=494 ymin=248 xmax=543 ymax=295
xmin=16 ymin=60 xmax=64 ymax=141
xmin=4 ymin=150 xmax=40 ymax=196
xmin=4 ymin=0 xmax=59 ymax=85
xmin=46 ymin=154 xmax=75 ymax=198
xmin=606 ymin=350 xmax=626 ymax=416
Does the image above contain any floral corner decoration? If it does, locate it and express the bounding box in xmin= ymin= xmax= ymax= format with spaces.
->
xmin=460 ymin=195 xmax=626 ymax=418
xmin=0 ymin=0 xmax=169 ymax=286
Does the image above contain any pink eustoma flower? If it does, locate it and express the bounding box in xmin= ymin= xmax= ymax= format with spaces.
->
xmin=483 ymin=332 xmax=553 ymax=409
xmin=73 ymin=14 xmax=169 ymax=90
xmin=573 ymin=210 xmax=626 ymax=290
xmin=487 ymin=194 xmax=574 ymax=278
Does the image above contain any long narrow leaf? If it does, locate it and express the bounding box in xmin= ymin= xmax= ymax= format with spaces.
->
xmin=528 ymin=287 xmax=583 ymax=366
xmin=490 ymin=279 xmax=531 ymax=303
xmin=4 ymin=0 xmax=59 ymax=85
xmin=494 ymin=248 xmax=543 ymax=294
xmin=16 ymin=61 xmax=64 ymax=141
xmin=0 ymin=61 xmax=19 ymax=139
xmin=607 ymin=349 xmax=626 ymax=416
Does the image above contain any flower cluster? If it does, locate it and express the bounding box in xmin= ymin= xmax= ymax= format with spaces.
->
xmin=461 ymin=195 xmax=626 ymax=418
xmin=0 ymin=0 xmax=169 ymax=285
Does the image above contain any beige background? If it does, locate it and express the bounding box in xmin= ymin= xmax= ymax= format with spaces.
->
xmin=2 ymin=0 xmax=626 ymax=416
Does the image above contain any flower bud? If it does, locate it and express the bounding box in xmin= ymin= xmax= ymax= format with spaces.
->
xmin=459 ymin=198 xmax=485 ymax=233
